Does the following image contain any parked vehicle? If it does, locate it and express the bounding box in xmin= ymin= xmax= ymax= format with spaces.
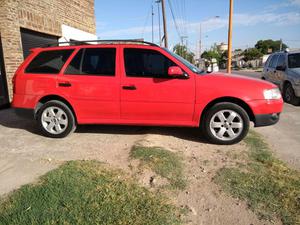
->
xmin=12 ymin=40 xmax=283 ymax=144
xmin=262 ymin=50 xmax=300 ymax=105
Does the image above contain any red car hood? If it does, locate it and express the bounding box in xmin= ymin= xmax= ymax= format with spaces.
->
xmin=195 ymin=72 xmax=278 ymax=101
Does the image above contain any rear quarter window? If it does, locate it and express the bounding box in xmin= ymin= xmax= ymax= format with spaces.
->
xmin=25 ymin=49 xmax=73 ymax=74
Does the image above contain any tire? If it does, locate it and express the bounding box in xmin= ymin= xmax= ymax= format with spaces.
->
xmin=37 ymin=100 xmax=76 ymax=138
xmin=201 ymin=102 xmax=250 ymax=145
xmin=283 ymin=82 xmax=300 ymax=106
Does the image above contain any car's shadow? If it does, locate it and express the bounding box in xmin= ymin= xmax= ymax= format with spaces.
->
xmin=0 ymin=108 xmax=208 ymax=143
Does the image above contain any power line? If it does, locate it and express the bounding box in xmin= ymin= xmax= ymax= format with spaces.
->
xmin=167 ymin=0 xmax=182 ymax=40
xmin=141 ymin=1 xmax=153 ymax=39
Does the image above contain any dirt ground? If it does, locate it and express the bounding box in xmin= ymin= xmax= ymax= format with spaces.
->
xmin=0 ymin=108 xmax=281 ymax=225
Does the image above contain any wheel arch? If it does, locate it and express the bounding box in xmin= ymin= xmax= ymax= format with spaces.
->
xmin=34 ymin=95 xmax=77 ymax=122
xmin=200 ymin=97 xmax=255 ymax=125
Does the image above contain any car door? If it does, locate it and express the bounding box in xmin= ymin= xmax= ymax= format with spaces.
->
xmin=274 ymin=54 xmax=286 ymax=87
xmin=59 ymin=46 xmax=120 ymax=123
xmin=267 ymin=54 xmax=279 ymax=84
xmin=120 ymin=46 xmax=195 ymax=125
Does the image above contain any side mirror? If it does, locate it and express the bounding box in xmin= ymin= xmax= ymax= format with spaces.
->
xmin=276 ymin=65 xmax=286 ymax=71
xmin=168 ymin=66 xmax=184 ymax=77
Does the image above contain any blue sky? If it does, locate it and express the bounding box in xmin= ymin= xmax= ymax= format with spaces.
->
xmin=95 ymin=0 xmax=300 ymax=54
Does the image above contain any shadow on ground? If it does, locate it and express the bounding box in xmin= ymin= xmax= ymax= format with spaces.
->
xmin=0 ymin=108 xmax=208 ymax=143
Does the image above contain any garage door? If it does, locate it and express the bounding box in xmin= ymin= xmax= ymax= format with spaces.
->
xmin=20 ymin=28 xmax=59 ymax=59
xmin=0 ymin=36 xmax=9 ymax=108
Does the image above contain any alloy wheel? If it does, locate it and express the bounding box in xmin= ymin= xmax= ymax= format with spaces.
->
xmin=41 ymin=106 xmax=68 ymax=135
xmin=209 ymin=110 xmax=243 ymax=141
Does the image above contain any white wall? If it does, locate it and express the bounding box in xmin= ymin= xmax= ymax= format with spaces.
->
xmin=59 ymin=24 xmax=97 ymax=44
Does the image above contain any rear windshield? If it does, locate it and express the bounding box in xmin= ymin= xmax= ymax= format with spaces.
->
xmin=288 ymin=53 xmax=300 ymax=68
xmin=25 ymin=49 xmax=74 ymax=74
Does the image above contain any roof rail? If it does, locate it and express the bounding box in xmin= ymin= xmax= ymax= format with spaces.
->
xmin=44 ymin=39 xmax=159 ymax=47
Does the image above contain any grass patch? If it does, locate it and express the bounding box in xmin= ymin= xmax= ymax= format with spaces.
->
xmin=130 ymin=145 xmax=187 ymax=190
xmin=0 ymin=161 xmax=181 ymax=225
xmin=215 ymin=131 xmax=300 ymax=225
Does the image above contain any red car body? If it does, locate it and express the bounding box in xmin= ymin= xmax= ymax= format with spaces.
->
xmin=12 ymin=43 xmax=283 ymax=143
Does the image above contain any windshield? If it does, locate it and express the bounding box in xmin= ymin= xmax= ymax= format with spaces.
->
xmin=164 ymin=48 xmax=204 ymax=74
xmin=288 ymin=53 xmax=300 ymax=68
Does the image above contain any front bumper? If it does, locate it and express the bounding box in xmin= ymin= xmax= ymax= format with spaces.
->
xmin=293 ymin=83 xmax=300 ymax=97
xmin=247 ymin=99 xmax=283 ymax=127
xmin=254 ymin=113 xmax=280 ymax=127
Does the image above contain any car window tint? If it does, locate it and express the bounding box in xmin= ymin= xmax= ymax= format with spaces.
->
xmin=276 ymin=55 xmax=286 ymax=67
xmin=81 ymin=48 xmax=116 ymax=76
xmin=264 ymin=55 xmax=272 ymax=67
xmin=64 ymin=49 xmax=83 ymax=74
xmin=25 ymin=50 xmax=73 ymax=74
xmin=270 ymin=55 xmax=279 ymax=68
xmin=124 ymin=48 xmax=176 ymax=78
xmin=288 ymin=53 xmax=300 ymax=68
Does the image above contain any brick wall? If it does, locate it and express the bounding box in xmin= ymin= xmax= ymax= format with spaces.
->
xmin=0 ymin=0 xmax=96 ymax=100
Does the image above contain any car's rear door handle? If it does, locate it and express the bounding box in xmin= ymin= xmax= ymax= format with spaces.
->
xmin=122 ymin=85 xmax=136 ymax=90
xmin=58 ymin=82 xmax=72 ymax=87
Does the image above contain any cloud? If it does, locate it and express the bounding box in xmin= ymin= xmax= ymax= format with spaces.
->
xmin=290 ymin=0 xmax=300 ymax=6
xmin=184 ymin=11 xmax=300 ymax=34
xmin=97 ymin=11 xmax=300 ymax=40
xmin=99 ymin=25 xmax=159 ymax=39
xmin=264 ymin=0 xmax=300 ymax=12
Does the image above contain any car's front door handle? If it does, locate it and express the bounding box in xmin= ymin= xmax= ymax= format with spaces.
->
xmin=58 ymin=82 xmax=72 ymax=87
xmin=122 ymin=85 xmax=137 ymax=90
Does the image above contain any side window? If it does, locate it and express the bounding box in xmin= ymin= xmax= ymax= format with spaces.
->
xmin=65 ymin=49 xmax=83 ymax=74
xmin=25 ymin=49 xmax=73 ymax=74
xmin=65 ymin=48 xmax=116 ymax=76
xmin=124 ymin=48 xmax=176 ymax=78
xmin=269 ymin=55 xmax=279 ymax=68
xmin=82 ymin=48 xmax=116 ymax=76
xmin=264 ymin=55 xmax=272 ymax=67
xmin=276 ymin=55 xmax=286 ymax=68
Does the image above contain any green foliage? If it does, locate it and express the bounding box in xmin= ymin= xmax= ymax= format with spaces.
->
xmin=255 ymin=39 xmax=288 ymax=54
xmin=215 ymin=131 xmax=300 ymax=225
xmin=243 ymin=48 xmax=263 ymax=62
xmin=130 ymin=145 xmax=187 ymax=190
xmin=173 ymin=44 xmax=195 ymax=64
xmin=0 ymin=161 xmax=181 ymax=225
xmin=201 ymin=50 xmax=221 ymax=63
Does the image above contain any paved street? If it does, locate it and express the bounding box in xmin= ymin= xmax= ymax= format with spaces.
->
xmin=232 ymin=69 xmax=300 ymax=169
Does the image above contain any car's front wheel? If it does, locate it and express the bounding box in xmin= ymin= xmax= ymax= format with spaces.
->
xmin=201 ymin=102 xmax=250 ymax=145
xmin=283 ymin=82 xmax=300 ymax=105
xmin=37 ymin=100 xmax=76 ymax=138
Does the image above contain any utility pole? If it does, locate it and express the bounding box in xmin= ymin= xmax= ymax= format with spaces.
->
xmin=199 ymin=23 xmax=202 ymax=59
xmin=227 ymin=0 xmax=233 ymax=74
xmin=161 ymin=0 xmax=168 ymax=48
xmin=280 ymin=38 xmax=283 ymax=51
xmin=151 ymin=5 xmax=154 ymax=43
xmin=156 ymin=0 xmax=162 ymax=46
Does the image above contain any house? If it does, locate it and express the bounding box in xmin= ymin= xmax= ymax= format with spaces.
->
xmin=0 ymin=0 xmax=96 ymax=108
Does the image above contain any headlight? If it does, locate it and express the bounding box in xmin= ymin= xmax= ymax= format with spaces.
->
xmin=263 ymin=88 xmax=282 ymax=100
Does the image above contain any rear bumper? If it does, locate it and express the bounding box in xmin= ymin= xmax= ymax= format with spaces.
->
xmin=14 ymin=108 xmax=34 ymax=120
xmin=254 ymin=113 xmax=280 ymax=127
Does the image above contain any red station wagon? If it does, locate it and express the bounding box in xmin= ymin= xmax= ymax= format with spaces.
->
xmin=12 ymin=40 xmax=283 ymax=144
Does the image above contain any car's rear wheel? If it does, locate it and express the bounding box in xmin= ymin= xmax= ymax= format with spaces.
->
xmin=37 ymin=100 xmax=76 ymax=138
xmin=201 ymin=102 xmax=250 ymax=145
xmin=283 ymin=82 xmax=300 ymax=105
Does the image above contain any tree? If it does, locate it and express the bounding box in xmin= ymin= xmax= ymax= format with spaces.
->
xmin=201 ymin=50 xmax=221 ymax=63
xmin=243 ymin=48 xmax=263 ymax=62
xmin=173 ymin=44 xmax=195 ymax=64
xmin=255 ymin=39 xmax=288 ymax=54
